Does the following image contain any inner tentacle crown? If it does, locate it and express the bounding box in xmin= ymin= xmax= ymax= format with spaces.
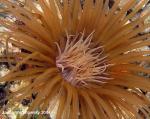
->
xmin=56 ymin=32 xmax=113 ymax=87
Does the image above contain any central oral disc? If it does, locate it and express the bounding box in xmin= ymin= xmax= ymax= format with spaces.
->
xmin=56 ymin=32 xmax=111 ymax=87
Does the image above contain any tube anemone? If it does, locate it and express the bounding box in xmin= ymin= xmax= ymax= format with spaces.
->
xmin=0 ymin=0 xmax=150 ymax=118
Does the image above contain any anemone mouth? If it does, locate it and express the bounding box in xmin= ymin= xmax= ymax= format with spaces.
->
xmin=55 ymin=32 xmax=113 ymax=87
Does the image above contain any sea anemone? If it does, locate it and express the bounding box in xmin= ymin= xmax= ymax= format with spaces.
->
xmin=0 ymin=0 xmax=150 ymax=118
